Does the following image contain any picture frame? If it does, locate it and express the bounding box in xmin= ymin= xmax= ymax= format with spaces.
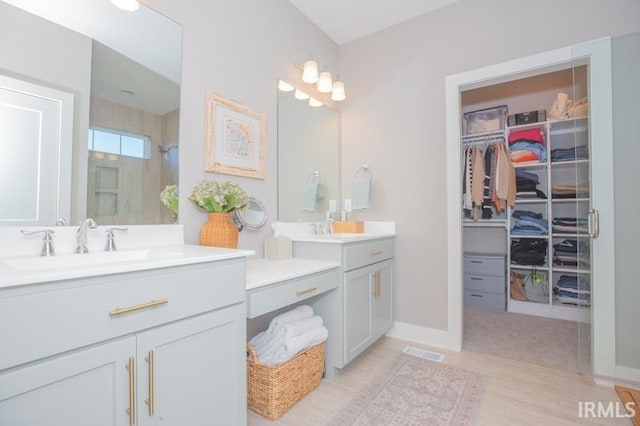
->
xmin=205 ymin=92 xmax=266 ymax=179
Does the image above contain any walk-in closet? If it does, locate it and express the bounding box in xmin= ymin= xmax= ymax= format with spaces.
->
xmin=460 ymin=65 xmax=592 ymax=375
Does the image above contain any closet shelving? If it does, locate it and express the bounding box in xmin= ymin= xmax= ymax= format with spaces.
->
xmin=462 ymin=130 xmax=508 ymax=229
xmin=507 ymin=116 xmax=591 ymax=323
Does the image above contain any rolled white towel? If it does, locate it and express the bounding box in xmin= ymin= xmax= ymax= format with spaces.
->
xmin=266 ymin=305 xmax=314 ymax=335
xmin=261 ymin=326 xmax=328 ymax=366
xmin=257 ymin=315 xmax=324 ymax=358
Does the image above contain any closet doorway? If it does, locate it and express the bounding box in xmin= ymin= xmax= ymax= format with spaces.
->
xmin=445 ymin=37 xmax=622 ymax=380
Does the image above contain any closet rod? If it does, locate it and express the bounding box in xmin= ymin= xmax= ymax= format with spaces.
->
xmin=462 ymin=136 xmax=505 ymax=146
xmin=461 ymin=129 xmax=505 ymax=141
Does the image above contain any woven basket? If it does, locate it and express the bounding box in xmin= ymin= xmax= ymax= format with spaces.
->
xmin=199 ymin=212 xmax=238 ymax=248
xmin=247 ymin=342 xmax=325 ymax=420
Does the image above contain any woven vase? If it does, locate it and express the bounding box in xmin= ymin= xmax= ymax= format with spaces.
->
xmin=199 ymin=212 xmax=238 ymax=248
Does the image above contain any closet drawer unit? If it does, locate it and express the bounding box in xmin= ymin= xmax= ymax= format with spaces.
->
xmin=343 ymin=238 xmax=394 ymax=272
xmin=464 ymin=289 xmax=505 ymax=311
xmin=464 ymin=273 xmax=505 ymax=294
xmin=463 ymin=255 xmax=505 ymax=276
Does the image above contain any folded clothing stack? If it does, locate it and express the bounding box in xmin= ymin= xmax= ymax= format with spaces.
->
xmin=249 ymin=305 xmax=328 ymax=366
xmin=554 ymin=274 xmax=590 ymax=306
xmin=552 ymin=183 xmax=589 ymax=199
xmin=550 ymin=146 xmax=589 ymax=162
xmin=511 ymin=238 xmax=547 ymax=266
xmin=511 ymin=210 xmax=548 ymax=236
xmin=509 ymin=129 xmax=547 ymax=163
xmin=515 ymin=170 xmax=547 ymax=199
xmin=553 ymin=239 xmax=590 ymax=268
xmin=552 ymin=217 xmax=589 ymax=234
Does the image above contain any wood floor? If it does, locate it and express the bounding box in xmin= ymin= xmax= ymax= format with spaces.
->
xmin=248 ymin=336 xmax=629 ymax=425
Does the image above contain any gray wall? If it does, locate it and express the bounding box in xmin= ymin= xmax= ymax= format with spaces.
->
xmin=338 ymin=0 xmax=640 ymax=330
xmin=612 ymin=33 xmax=640 ymax=370
xmin=0 ymin=1 xmax=92 ymax=224
xmin=147 ymin=0 xmax=339 ymax=256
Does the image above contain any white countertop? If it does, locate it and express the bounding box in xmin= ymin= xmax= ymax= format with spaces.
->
xmin=0 ymin=244 xmax=255 ymax=288
xmin=290 ymin=233 xmax=395 ymax=244
xmin=246 ymin=258 xmax=340 ymax=290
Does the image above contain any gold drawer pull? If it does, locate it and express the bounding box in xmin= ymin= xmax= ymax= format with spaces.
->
xmin=126 ymin=357 xmax=136 ymax=425
xmin=296 ymin=287 xmax=318 ymax=296
xmin=110 ymin=299 xmax=169 ymax=317
xmin=370 ymin=250 xmax=383 ymax=256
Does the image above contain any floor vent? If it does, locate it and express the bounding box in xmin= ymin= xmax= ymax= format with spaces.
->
xmin=402 ymin=346 xmax=445 ymax=362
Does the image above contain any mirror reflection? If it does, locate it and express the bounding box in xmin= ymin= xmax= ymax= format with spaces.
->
xmin=0 ymin=0 xmax=181 ymax=226
xmin=277 ymin=85 xmax=340 ymax=222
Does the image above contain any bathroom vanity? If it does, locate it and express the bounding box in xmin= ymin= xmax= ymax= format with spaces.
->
xmin=291 ymin=233 xmax=395 ymax=376
xmin=0 ymin=241 xmax=253 ymax=426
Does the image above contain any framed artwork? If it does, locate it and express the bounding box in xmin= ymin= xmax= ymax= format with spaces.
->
xmin=205 ymin=92 xmax=266 ymax=179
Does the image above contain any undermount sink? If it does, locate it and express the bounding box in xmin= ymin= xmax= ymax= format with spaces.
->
xmin=2 ymin=249 xmax=182 ymax=271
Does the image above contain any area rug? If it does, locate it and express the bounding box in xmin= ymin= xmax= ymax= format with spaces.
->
xmin=327 ymin=353 xmax=486 ymax=426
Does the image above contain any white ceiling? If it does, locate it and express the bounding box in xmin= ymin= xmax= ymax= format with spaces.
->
xmin=288 ymin=0 xmax=459 ymax=45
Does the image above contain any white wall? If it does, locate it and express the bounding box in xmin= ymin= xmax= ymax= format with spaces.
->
xmin=145 ymin=0 xmax=339 ymax=255
xmin=339 ymin=0 xmax=640 ymax=330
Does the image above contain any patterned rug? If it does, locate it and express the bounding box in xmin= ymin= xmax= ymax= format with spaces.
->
xmin=327 ymin=353 xmax=486 ymax=425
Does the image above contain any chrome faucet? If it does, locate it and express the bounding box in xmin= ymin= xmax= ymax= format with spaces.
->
xmin=323 ymin=211 xmax=334 ymax=234
xmin=105 ymin=227 xmax=128 ymax=252
xmin=75 ymin=218 xmax=97 ymax=254
xmin=21 ymin=229 xmax=56 ymax=256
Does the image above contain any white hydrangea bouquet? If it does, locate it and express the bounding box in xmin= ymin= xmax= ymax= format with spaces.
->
xmin=188 ymin=180 xmax=248 ymax=213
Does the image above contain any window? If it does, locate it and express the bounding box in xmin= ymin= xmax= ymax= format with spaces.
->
xmin=88 ymin=127 xmax=150 ymax=159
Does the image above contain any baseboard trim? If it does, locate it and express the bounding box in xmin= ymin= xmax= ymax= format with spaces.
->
xmin=615 ymin=365 xmax=640 ymax=385
xmin=386 ymin=321 xmax=461 ymax=351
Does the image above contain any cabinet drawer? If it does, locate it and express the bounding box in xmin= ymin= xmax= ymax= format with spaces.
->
xmin=0 ymin=260 xmax=246 ymax=371
xmin=343 ymin=238 xmax=394 ymax=271
xmin=247 ymin=268 xmax=339 ymax=319
xmin=464 ymin=290 xmax=505 ymax=311
xmin=463 ymin=255 xmax=505 ymax=276
xmin=464 ymin=274 xmax=505 ymax=295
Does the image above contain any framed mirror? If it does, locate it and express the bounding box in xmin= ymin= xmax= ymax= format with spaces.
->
xmin=233 ymin=197 xmax=268 ymax=231
xmin=277 ymin=84 xmax=340 ymax=221
xmin=0 ymin=0 xmax=181 ymax=226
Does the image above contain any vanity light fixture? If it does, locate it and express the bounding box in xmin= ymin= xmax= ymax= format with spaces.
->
xmin=316 ymin=70 xmax=333 ymax=93
xmin=302 ymin=57 xmax=319 ymax=84
xmin=309 ymin=97 xmax=323 ymax=107
xmin=331 ymin=79 xmax=346 ymax=101
xmin=277 ymin=80 xmax=294 ymax=92
xmin=294 ymin=89 xmax=310 ymax=100
xmin=110 ymin=0 xmax=140 ymax=11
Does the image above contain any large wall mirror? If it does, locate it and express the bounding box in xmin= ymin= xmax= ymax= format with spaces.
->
xmin=277 ymin=84 xmax=340 ymax=222
xmin=0 ymin=0 xmax=181 ymax=226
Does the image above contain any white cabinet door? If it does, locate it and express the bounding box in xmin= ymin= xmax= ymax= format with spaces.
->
xmin=136 ymin=304 xmax=246 ymax=426
xmin=344 ymin=265 xmax=374 ymax=364
xmin=372 ymin=260 xmax=394 ymax=340
xmin=0 ymin=337 xmax=134 ymax=426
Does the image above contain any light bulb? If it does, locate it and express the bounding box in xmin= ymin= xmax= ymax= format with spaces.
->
xmin=294 ymin=89 xmax=309 ymax=100
xmin=110 ymin=0 xmax=140 ymax=11
xmin=278 ymin=80 xmax=294 ymax=92
xmin=309 ymin=97 xmax=323 ymax=107
xmin=302 ymin=59 xmax=319 ymax=84
xmin=317 ymin=71 xmax=333 ymax=93
xmin=331 ymin=80 xmax=346 ymax=101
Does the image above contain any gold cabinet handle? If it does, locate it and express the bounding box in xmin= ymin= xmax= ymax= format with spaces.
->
xmin=145 ymin=350 xmax=155 ymax=416
xmin=126 ymin=357 xmax=136 ymax=426
xmin=296 ymin=287 xmax=318 ymax=296
xmin=370 ymin=250 xmax=383 ymax=256
xmin=376 ymin=272 xmax=381 ymax=298
xmin=110 ymin=299 xmax=168 ymax=317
